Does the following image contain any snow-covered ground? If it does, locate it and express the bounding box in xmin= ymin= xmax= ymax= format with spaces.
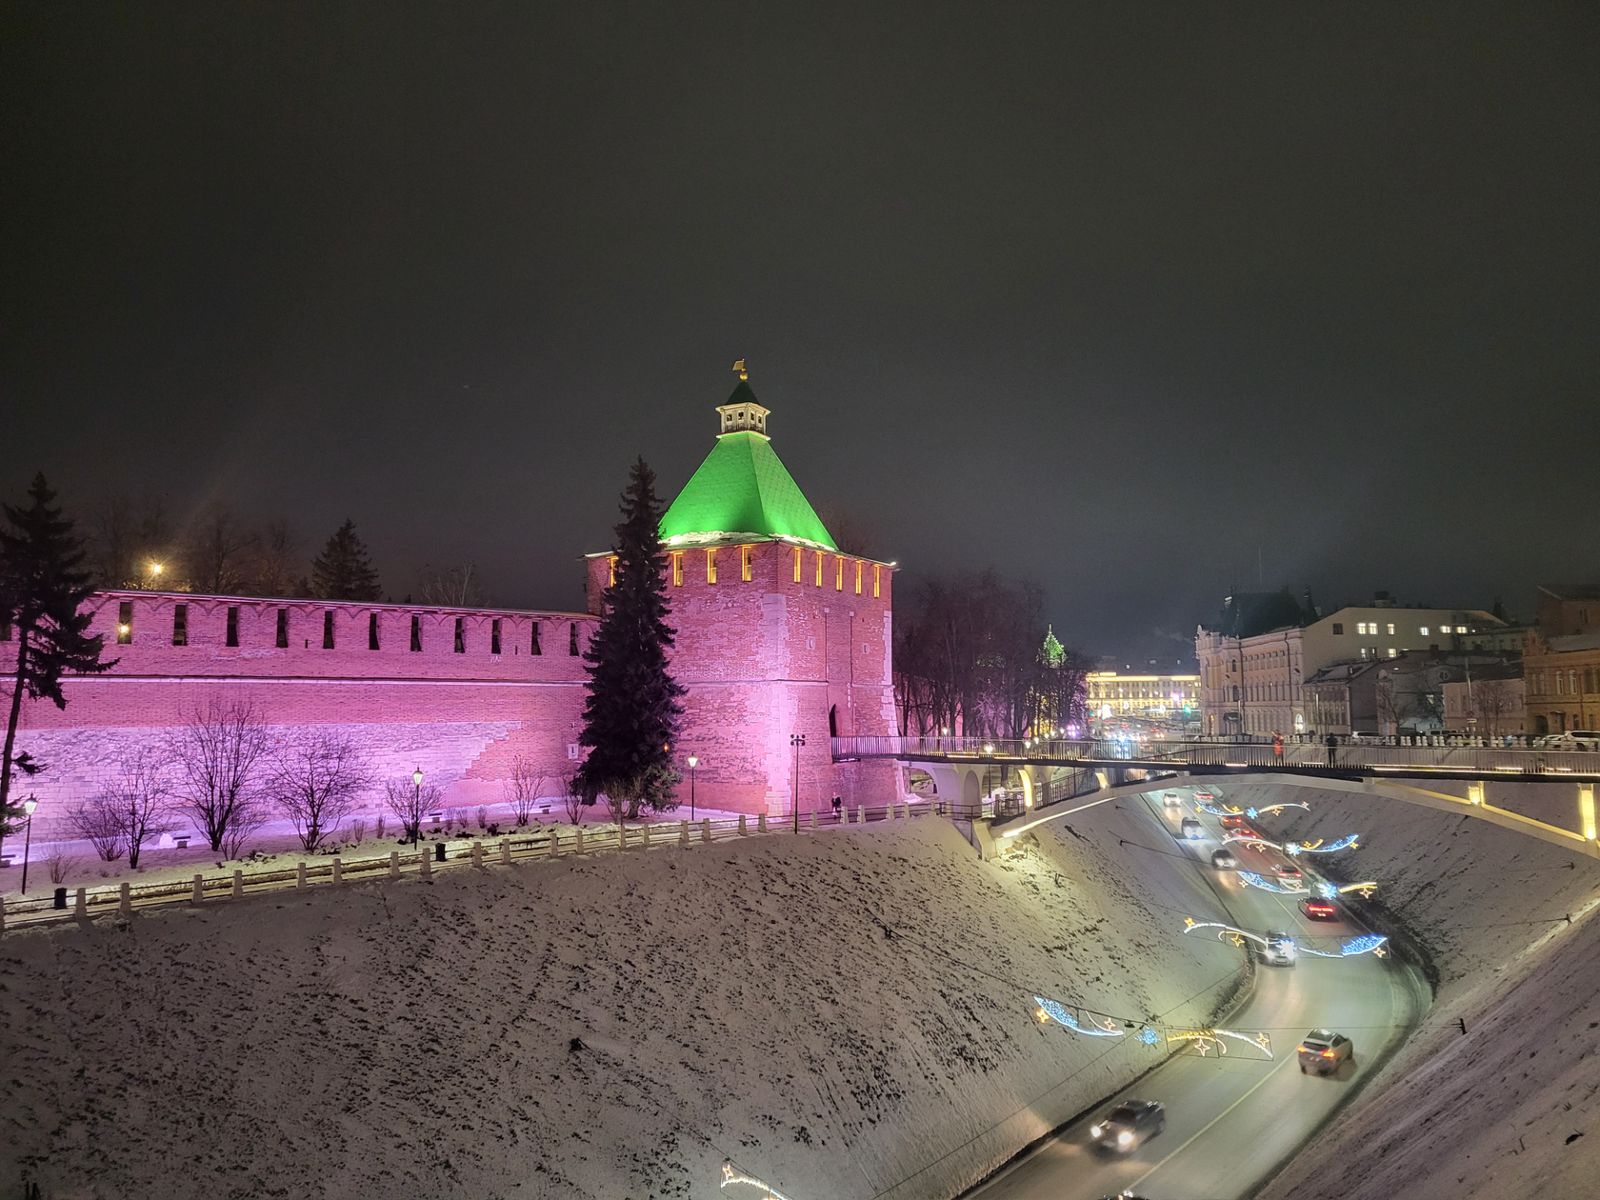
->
xmin=1217 ymin=778 xmax=1600 ymax=1199
xmin=0 ymin=796 xmax=1246 ymax=1200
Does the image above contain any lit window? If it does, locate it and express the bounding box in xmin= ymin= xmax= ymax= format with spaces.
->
xmin=671 ymin=552 xmax=683 ymax=587
xmin=741 ymin=544 xmax=752 ymax=582
xmin=873 ymin=563 xmax=881 ymax=598
xmin=706 ymin=549 xmax=718 ymax=584
xmin=1387 ymin=623 xmax=1395 ymax=635
xmin=608 ymin=555 xmax=617 ymax=587
xmin=1420 ymin=626 xmax=1429 ymax=636
xmin=792 ymin=546 xmax=802 ymax=583
xmin=854 ymin=560 xmax=862 ymax=595
xmin=835 ymin=556 xmax=844 ymax=591
xmin=117 ymin=600 xmax=133 ymax=645
xmin=1388 ymin=647 xmax=1397 ymax=658
xmin=815 ymin=550 xmax=823 ymax=587
xmin=172 ymin=604 xmax=188 ymax=647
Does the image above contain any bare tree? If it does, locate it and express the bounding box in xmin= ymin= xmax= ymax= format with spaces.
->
xmin=561 ymin=773 xmax=587 ymax=825
xmin=89 ymin=494 xmax=177 ymax=589
xmin=185 ymin=504 xmax=258 ymax=595
xmin=46 ymin=849 xmax=78 ymax=885
xmin=93 ymin=747 xmax=174 ymax=868
xmin=416 ymin=563 xmax=486 ymax=608
xmin=68 ymin=795 xmax=126 ymax=862
xmin=266 ymin=732 xmax=371 ymax=851
xmin=503 ymin=756 xmax=546 ymax=826
xmin=249 ymin=519 xmax=303 ymax=597
xmin=165 ymin=700 xmax=272 ymax=854
xmin=383 ymin=776 xmax=440 ymax=845
xmin=1474 ymin=679 xmax=1516 ymax=738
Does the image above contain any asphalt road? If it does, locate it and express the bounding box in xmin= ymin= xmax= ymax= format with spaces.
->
xmin=972 ymin=784 xmax=1430 ymax=1200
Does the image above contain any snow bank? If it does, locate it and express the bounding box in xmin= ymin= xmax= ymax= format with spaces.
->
xmin=1221 ymin=778 xmax=1600 ymax=1199
xmin=0 ymin=802 xmax=1244 ymax=1200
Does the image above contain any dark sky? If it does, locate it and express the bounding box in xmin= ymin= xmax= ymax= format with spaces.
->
xmin=5 ymin=3 xmax=1597 ymax=661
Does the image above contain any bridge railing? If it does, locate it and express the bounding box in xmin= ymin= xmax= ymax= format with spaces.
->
xmin=832 ymin=736 xmax=1600 ymax=778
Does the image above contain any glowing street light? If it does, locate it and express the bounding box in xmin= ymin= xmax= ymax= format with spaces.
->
xmin=789 ymin=734 xmax=805 ymax=833
xmin=19 ymin=796 xmax=38 ymax=895
xmin=686 ymin=755 xmax=698 ymax=821
xmin=411 ymin=766 xmax=424 ymax=846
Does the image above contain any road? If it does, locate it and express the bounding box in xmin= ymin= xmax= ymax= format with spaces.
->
xmin=972 ymin=784 xmax=1429 ymax=1200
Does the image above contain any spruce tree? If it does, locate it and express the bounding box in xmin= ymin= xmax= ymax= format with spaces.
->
xmin=576 ymin=457 xmax=685 ymax=815
xmin=311 ymin=519 xmax=381 ymax=600
xmin=0 ymin=474 xmax=116 ymax=846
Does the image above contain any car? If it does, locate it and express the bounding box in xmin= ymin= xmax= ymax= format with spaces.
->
xmin=1220 ymin=813 xmax=1249 ymax=831
xmin=1210 ymin=847 xmax=1238 ymax=869
xmin=1161 ymin=790 xmax=1182 ymax=806
xmin=1179 ymin=816 xmax=1204 ymax=840
xmin=1300 ymin=897 xmax=1339 ymax=920
xmin=1194 ymin=789 xmax=1217 ymax=801
xmin=1273 ymin=863 xmax=1304 ymax=883
xmin=1090 ymin=1099 xmax=1166 ymax=1153
xmin=1262 ymin=931 xmax=1297 ymax=966
xmin=1536 ymin=731 xmax=1600 ymax=750
xmin=1298 ymin=1029 xmax=1355 ymax=1075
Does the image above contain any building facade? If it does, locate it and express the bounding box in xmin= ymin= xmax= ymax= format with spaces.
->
xmin=3 ymin=379 xmax=900 ymax=838
xmin=1197 ymin=593 xmax=1507 ymax=736
xmin=1085 ymin=671 xmax=1200 ymax=729
xmin=1523 ymin=585 xmax=1600 ymax=736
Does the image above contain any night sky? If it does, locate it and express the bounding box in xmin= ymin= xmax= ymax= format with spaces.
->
xmin=5 ymin=3 xmax=1597 ymax=661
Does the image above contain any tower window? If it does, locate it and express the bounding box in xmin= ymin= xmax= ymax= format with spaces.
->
xmin=369 ymin=612 xmax=380 ymax=650
xmin=854 ymin=560 xmax=862 ymax=595
xmin=814 ymin=550 xmax=823 ymax=587
xmin=873 ymin=564 xmax=881 ymax=599
xmin=671 ymin=552 xmax=683 ymax=587
xmin=608 ymin=555 xmax=618 ymax=587
xmin=568 ymin=622 xmax=579 ymax=655
xmin=792 ymin=546 xmax=802 ymax=584
xmin=225 ymin=606 xmax=239 ymax=647
xmin=741 ymin=544 xmax=752 ymax=582
xmin=706 ymin=548 xmax=718 ymax=584
xmin=322 ymin=611 xmax=335 ymax=650
xmin=835 ymin=556 xmax=844 ymax=591
xmin=276 ymin=608 xmax=289 ymax=649
xmin=531 ymin=621 xmax=542 ymax=655
xmin=454 ymin=616 xmax=466 ymax=653
xmin=172 ymin=604 xmax=188 ymax=646
xmin=410 ymin=615 xmax=422 ymax=652
xmin=117 ymin=601 xmax=133 ymax=644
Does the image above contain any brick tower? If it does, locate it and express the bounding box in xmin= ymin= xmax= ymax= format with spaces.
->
xmin=586 ymin=375 xmax=899 ymax=816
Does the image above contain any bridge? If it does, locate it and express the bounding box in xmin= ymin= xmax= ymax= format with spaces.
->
xmin=831 ymin=735 xmax=1600 ymax=859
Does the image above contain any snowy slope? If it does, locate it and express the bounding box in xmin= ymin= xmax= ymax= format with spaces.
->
xmin=0 ymin=800 xmax=1245 ymax=1200
xmin=1216 ymin=778 xmax=1600 ymax=1199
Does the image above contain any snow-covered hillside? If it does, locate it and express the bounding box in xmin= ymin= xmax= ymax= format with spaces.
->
xmin=1223 ymin=778 xmax=1600 ymax=1199
xmin=0 ymin=802 xmax=1245 ymax=1200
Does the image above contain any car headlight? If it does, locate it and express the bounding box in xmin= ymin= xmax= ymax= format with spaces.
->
xmin=1091 ymin=1123 xmax=1105 ymax=1138
xmin=1116 ymin=1130 xmax=1134 ymax=1147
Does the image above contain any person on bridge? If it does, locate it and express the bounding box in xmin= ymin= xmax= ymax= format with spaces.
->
xmin=1325 ymin=732 xmax=1337 ymax=767
xmin=1272 ymin=733 xmax=1285 ymax=761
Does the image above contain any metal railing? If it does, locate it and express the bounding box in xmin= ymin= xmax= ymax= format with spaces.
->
xmin=832 ymin=735 xmax=1600 ymax=778
xmin=1 ymin=802 xmax=936 ymax=932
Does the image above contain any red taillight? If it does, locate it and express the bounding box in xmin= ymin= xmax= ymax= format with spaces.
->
xmin=1321 ymin=1049 xmax=1336 ymax=1058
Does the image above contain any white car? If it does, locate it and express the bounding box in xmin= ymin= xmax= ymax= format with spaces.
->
xmin=1536 ymin=731 xmax=1600 ymax=751
xmin=1162 ymin=791 xmax=1182 ymax=807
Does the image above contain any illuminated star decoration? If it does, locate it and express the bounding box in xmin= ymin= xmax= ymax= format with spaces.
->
xmin=1293 ymin=832 xmax=1360 ymax=855
xmin=1182 ymin=917 xmax=1267 ymax=948
xmin=1247 ymin=802 xmax=1311 ymax=818
xmin=720 ymin=1160 xmax=795 ymax=1199
xmin=1137 ymin=1025 xmax=1160 ymax=1047
xmin=1033 ymin=995 xmax=1125 ymax=1038
xmin=1167 ymin=1027 xmax=1274 ymax=1058
xmin=1196 ymin=802 xmax=1244 ymax=817
xmin=1221 ymin=833 xmax=1276 ymax=850
xmin=1298 ymin=933 xmax=1389 ymax=959
xmin=1237 ymin=870 xmax=1309 ymax=895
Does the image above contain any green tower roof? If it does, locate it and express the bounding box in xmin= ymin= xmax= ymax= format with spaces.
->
xmin=659 ymin=380 xmax=838 ymax=551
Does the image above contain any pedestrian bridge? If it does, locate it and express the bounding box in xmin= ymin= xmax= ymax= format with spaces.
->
xmin=831 ymin=736 xmax=1600 ymax=860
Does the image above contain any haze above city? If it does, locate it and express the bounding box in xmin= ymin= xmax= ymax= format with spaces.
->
xmin=5 ymin=4 xmax=1596 ymax=659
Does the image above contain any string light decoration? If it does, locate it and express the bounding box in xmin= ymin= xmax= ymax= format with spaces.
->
xmin=720 ymin=1160 xmax=795 ymax=1199
xmin=1166 ymin=1027 xmax=1274 ymax=1058
xmin=1183 ymin=917 xmax=1266 ymax=947
xmin=1221 ymin=833 xmax=1276 ymax=849
xmin=1246 ymin=802 xmax=1310 ymax=818
xmin=1236 ymin=870 xmax=1309 ymax=895
xmin=1137 ymin=1025 xmax=1161 ymax=1047
xmin=1293 ymin=832 xmax=1360 ymax=855
xmin=1196 ymin=802 xmax=1245 ymax=817
xmin=1033 ymin=995 xmax=1126 ymax=1037
xmin=1298 ymin=933 xmax=1389 ymax=959
xmin=1336 ymin=881 xmax=1379 ymax=899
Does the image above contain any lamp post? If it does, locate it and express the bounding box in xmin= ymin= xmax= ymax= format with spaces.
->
xmin=790 ymin=733 xmax=806 ymax=833
xmin=411 ymin=766 xmax=424 ymax=847
xmin=19 ymin=796 xmax=38 ymax=895
xmin=686 ymin=755 xmax=698 ymax=821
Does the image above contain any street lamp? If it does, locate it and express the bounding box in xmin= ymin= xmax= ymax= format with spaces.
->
xmin=411 ymin=766 xmax=424 ymax=846
xmin=790 ymin=733 xmax=806 ymax=833
xmin=19 ymin=796 xmax=38 ymax=895
xmin=686 ymin=755 xmax=698 ymax=821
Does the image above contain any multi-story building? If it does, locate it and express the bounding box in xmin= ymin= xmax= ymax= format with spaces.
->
xmin=1196 ymin=592 xmax=1508 ymax=736
xmin=1523 ymin=584 xmax=1600 ymax=736
xmin=1085 ymin=671 xmax=1200 ymax=730
xmin=1442 ymin=668 xmax=1526 ymax=738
